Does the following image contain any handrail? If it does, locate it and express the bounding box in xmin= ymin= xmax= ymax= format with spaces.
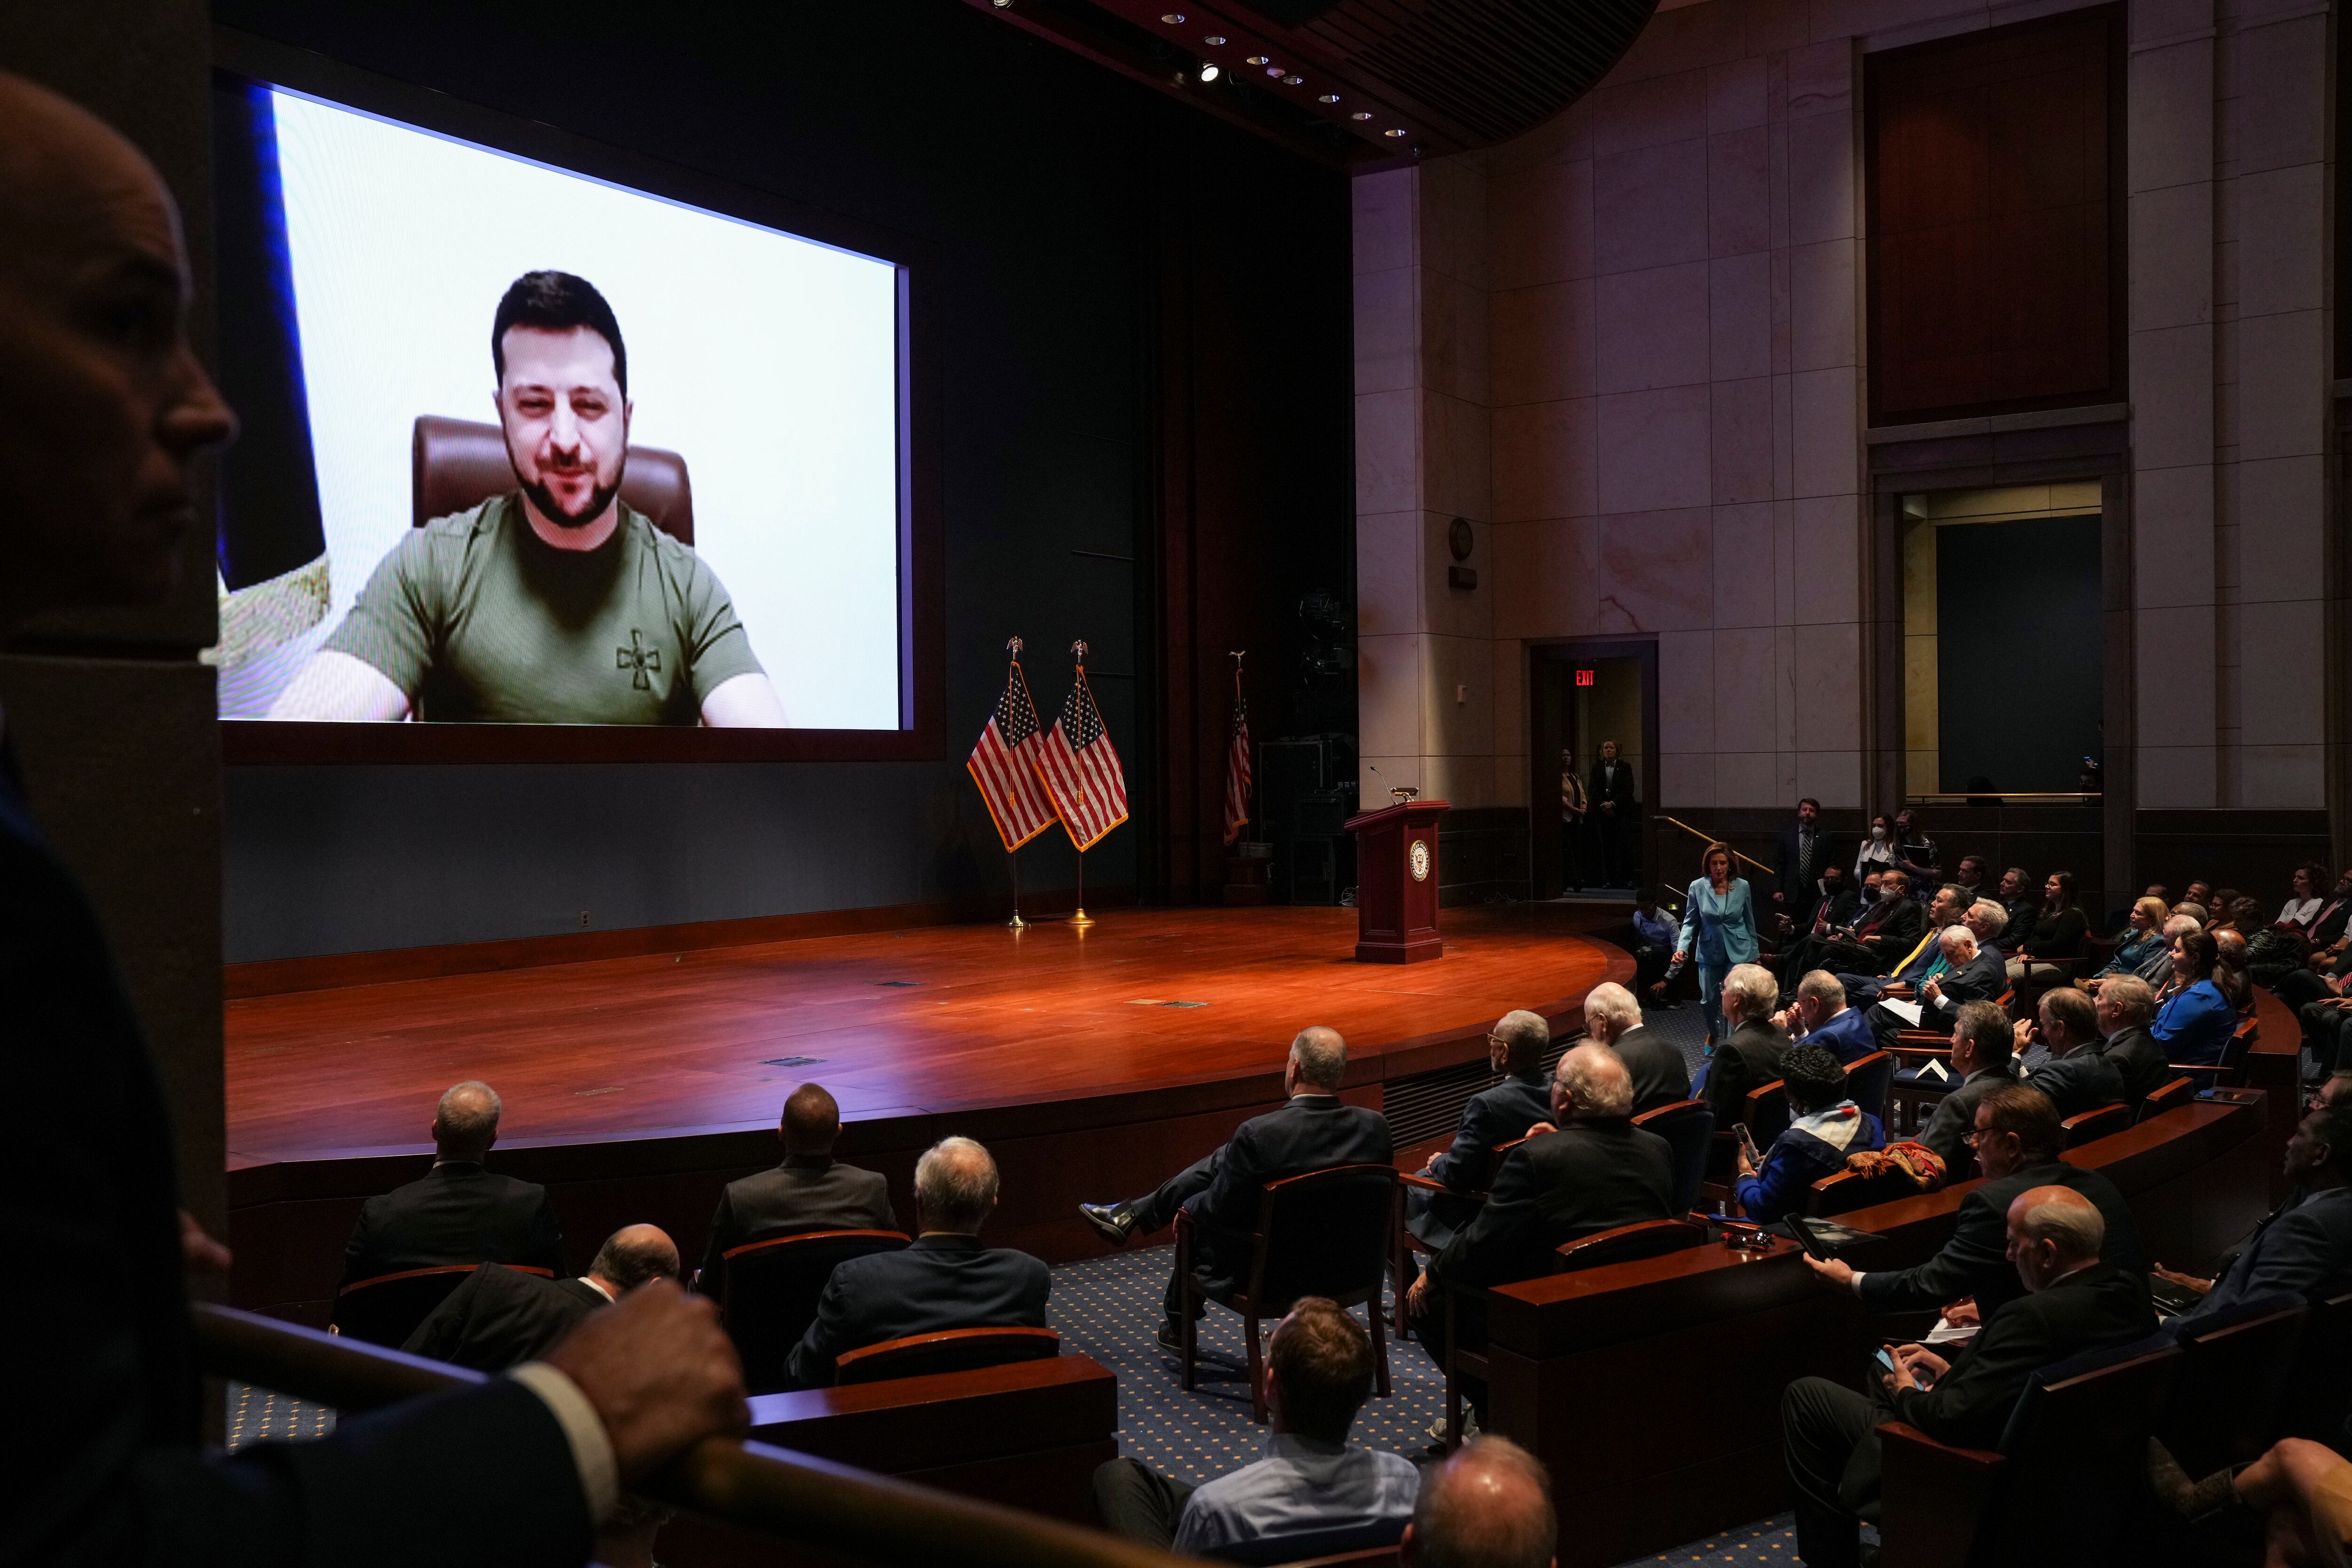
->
xmin=1652 ymin=813 xmax=1772 ymax=877
xmin=193 ymin=1302 xmax=1191 ymax=1568
xmin=1903 ymin=792 xmax=2100 ymax=803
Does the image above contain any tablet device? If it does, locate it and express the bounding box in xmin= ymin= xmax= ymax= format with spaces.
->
xmin=1785 ymin=1211 xmax=1834 ymax=1260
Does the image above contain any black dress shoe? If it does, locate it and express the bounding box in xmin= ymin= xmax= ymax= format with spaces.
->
xmin=1154 ymin=1320 xmax=1185 ymax=1353
xmin=1079 ymin=1201 xmax=1137 ymax=1248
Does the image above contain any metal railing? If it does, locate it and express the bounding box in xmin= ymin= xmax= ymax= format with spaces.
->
xmin=194 ymin=1303 xmax=1192 ymax=1568
xmin=1653 ymin=813 xmax=1773 ymax=877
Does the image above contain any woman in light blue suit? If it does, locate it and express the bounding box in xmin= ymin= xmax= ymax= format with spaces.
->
xmin=1674 ymin=841 xmax=1758 ymax=1048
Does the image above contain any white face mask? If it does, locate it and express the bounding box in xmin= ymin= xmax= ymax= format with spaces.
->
xmin=1871 ymin=825 xmax=1888 ymax=842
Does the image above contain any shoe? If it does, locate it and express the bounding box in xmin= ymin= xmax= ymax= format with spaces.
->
xmin=1154 ymin=1320 xmax=1185 ymax=1353
xmin=1080 ymin=1201 xmax=1138 ymax=1248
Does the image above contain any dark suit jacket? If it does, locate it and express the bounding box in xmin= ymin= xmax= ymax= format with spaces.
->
xmin=340 ymin=1162 xmax=564 ymax=1290
xmin=1187 ymin=1094 xmax=1394 ymax=1238
xmin=1857 ymin=1161 xmax=2146 ymax=1322
xmin=2099 ymin=1026 xmax=2173 ymax=1104
xmin=1613 ymin=1025 xmax=1692 ymax=1114
xmin=1431 ymin=1118 xmax=1675 ymax=1289
xmin=1773 ymin=825 xmax=1840 ymax=924
xmin=1997 ymin=895 xmax=2039 ymax=954
xmin=1853 ymin=896 xmax=1926 ymax=959
xmin=2309 ymin=896 xmax=2352 ymax=949
xmin=1589 ymin=758 xmax=1637 ymax=812
xmin=2185 ymin=1185 xmax=2352 ymax=1321
xmin=403 ymin=1266 xmax=607 ymax=1371
xmin=1704 ymin=1020 xmax=1791 ymax=1126
xmin=786 ymin=1233 xmax=1051 ymax=1386
xmin=1918 ymin=947 xmax=2008 ymax=1028
xmin=1410 ymin=1073 xmax=1553 ymax=1251
xmin=697 ymin=1158 xmax=898 ymax=1286
xmin=2027 ymin=1050 xmax=2127 ymax=1120
xmin=1 ymin=746 xmax=590 ymax=1566
xmin=1914 ymin=1063 xmax=2023 ymax=1171
xmin=1809 ymin=887 xmax=1860 ymax=937
xmin=1890 ymin=1263 xmax=2158 ymax=1449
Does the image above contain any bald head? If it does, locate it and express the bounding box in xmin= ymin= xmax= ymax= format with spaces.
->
xmin=1290 ymin=1027 xmax=1348 ymax=1091
xmin=588 ymin=1224 xmax=679 ymax=1293
xmin=914 ymin=1136 xmax=998 ymax=1234
xmin=1405 ymin=1437 xmax=1556 ymax=1568
xmin=433 ymin=1081 xmax=501 ymax=1159
xmin=1552 ymin=1043 xmax=1634 ymax=1121
xmin=2006 ymin=1185 xmax=2104 ymax=1291
xmin=0 ymin=71 xmax=235 ymax=629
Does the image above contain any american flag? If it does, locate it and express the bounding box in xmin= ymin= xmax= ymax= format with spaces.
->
xmin=966 ymin=658 xmax=1057 ymax=852
xmin=1037 ymin=665 xmax=1128 ymax=852
xmin=1223 ymin=684 xmax=1251 ymax=845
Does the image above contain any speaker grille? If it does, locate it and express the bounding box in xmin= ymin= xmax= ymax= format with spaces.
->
xmin=1383 ymin=1036 xmax=1573 ymax=1151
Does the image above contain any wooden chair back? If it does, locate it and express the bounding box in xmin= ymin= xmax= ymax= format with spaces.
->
xmin=1806 ymin=1165 xmax=1915 ymax=1218
xmin=1742 ymin=1079 xmax=1791 ymax=1144
xmin=332 ymin=1262 xmax=552 ymax=1348
xmin=1986 ymin=1335 xmax=2179 ymax=1565
xmin=2059 ymin=1103 xmax=2132 ymax=1148
xmin=1845 ymin=1050 xmax=1896 ymax=1126
xmin=2158 ymin=1297 xmax=2308 ymax=1478
xmin=1246 ymin=1163 xmax=1399 ymax=1313
xmin=834 ymin=1325 xmax=1061 ymax=1386
xmin=1630 ymin=1098 xmax=1714 ymax=1214
xmin=717 ymin=1227 xmax=910 ymax=1393
xmin=2135 ymin=1076 xmax=2196 ymax=1123
xmin=1553 ymin=1217 xmax=1709 ymax=1274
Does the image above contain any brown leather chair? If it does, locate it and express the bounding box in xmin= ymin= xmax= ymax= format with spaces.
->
xmin=2135 ymin=1076 xmax=2197 ymax=1123
xmin=411 ymin=414 xmax=695 ymax=543
xmin=833 ymin=1325 xmax=1061 ymax=1385
xmin=1394 ymin=1138 xmax=1523 ymax=1332
xmin=333 ymin=1261 xmax=553 ymax=1348
xmin=2059 ymin=1103 xmax=2133 ymax=1148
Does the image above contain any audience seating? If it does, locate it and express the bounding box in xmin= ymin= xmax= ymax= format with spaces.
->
xmin=2169 ymin=1016 xmax=2258 ymax=1088
xmin=1176 ymin=1162 xmax=1396 ymax=1423
xmin=1806 ymin=1165 xmax=1915 ymax=1218
xmin=2134 ymin=1076 xmax=2196 ymax=1123
xmin=715 ymin=1227 xmax=910 ymax=1393
xmin=1877 ymin=1334 xmax=2178 ymax=1568
xmin=331 ymin=1262 xmax=551 ymax=1347
xmin=2155 ymin=1297 xmax=2308 ymax=1480
xmin=1219 ymin=1522 xmax=1407 ymax=1566
xmin=2278 ymin=1287 xmax=2352 ymax=1441
xmin=1630 ymin=1098 xmax=1713 ymax=1215
xmin=1394 ymin=1139 xmax=1523 ymax=1330
xmin=2059 ymin=1103 xmax=2132 ymax=1149
xmin=834 ymin=1325 xmax=1062 ymax=1385
xmin=1554 ymin=1218 xmax=1708 ymax=1274
xmin=1742 ymin=1080 xmax=1790 ymax=1144
xmin=1846 ymin=1050 xmax=1895 ymax=1127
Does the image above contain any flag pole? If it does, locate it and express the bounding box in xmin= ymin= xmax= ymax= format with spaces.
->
xmin=1069 ymin=638 xmax=1096 ymax=930
xmin=1005 ymin=636 xmax=1029 ymax=930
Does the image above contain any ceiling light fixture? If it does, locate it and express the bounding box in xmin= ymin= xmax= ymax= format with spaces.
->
xmin=1246 ymin=54 xmax=1270 ymax=65
xmin=1198 ymin=62 xmax=1219 ymax=81
xmin=1284 ymin=74 xmax=1303 ymax=85
xmin=1318 ymin=93 xmax=1340 ymax=103
xmin=1205 ymin=33 xmax=1225 ymax=44
xmin=1160 ymin=11 xmax=1185 ymax=21
xmin=1350 ymin=111 xmax=1372 ymax=120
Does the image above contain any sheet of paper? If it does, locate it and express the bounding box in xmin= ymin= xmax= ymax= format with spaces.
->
xmin=1879 ymin=997 xmax=1924 ymax=1027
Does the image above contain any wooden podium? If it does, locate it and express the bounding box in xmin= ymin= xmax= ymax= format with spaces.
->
xmin=1343 ymin=797 xmax=1449 ymax=963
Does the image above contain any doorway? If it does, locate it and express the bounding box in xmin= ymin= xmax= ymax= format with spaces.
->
xmin=1528 ymin=641 xmax=1657 ymax=901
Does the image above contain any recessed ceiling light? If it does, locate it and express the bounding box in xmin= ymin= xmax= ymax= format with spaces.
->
xmin=1385 ymin=127 xmax=1407 ymax=137
xmin=1161 ymin=11 xmax=1185 ymax=21
xmin=992 ymin=0 xmax=1011 ymax=7
xmin=1198 ymin=62 xmax=1219 ymax=81
xmin=1350 ymin=111 xmax=1372 ymax=120
xmin=1284 ymin=74 xmax=1303 ymax=85
xmin=1205 ymin=33 xmax=1225 ymax=44
xmin=1246 ymin=54 xmax=1270 ymax=65
xmin=1318 ymin=93 xmax=1340 ymax=103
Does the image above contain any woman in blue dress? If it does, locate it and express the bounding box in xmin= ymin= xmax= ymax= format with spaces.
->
xmin=1674 ymin=841 xmax=1759 ymax=1047
xmin=2152 ymin=928 xmax=2241 ymax=1066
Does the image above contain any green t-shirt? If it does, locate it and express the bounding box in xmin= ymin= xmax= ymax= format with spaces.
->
xmin=326 ymin=494 xmax=763 ymax=724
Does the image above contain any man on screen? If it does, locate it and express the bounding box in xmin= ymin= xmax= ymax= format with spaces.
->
xmin=269 ymin=270 xmax=788 ymax=725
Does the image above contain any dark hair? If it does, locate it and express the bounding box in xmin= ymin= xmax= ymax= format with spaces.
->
xmin=1978 ymin=1085 xmax=2063 ymax=1162
xmin=2046 ymin=870 xmax=2076 ymax=907
xmin=2307 ymin=1102 xmax=2352 ymax=1173
xmin=590 ymin=1227 xmax=679 ymax=1292
xmin=1269 ymin=1297 xmax=1375 ymax=1441
xmin=781 ymin=1082 xmax=840 ymax=1154
xmin=492 ymin=270 xmax=628 ymax=395
xmin=1797 ymin=797 xmax=1821 ymax=813
xmin=1780 ymin=1045 xmax=1849 ymax=1116
xmin=2173 ymin=929 xmax=2219 ymax=979
xmin=1955 ymin=1000 xmax=2013 ymax=1065
xmin=1959 ymin=854 xmax=1987 ymax=877
xmin=2296 ymin=862 xmax=2330 ymax=896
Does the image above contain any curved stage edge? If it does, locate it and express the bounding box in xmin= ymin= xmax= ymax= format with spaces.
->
xmin=224 ymin=904 xmax=1634 ymax=1322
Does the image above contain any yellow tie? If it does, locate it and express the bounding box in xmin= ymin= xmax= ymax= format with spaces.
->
xmin=1891 ymin=929 xmax=1935 ymax=976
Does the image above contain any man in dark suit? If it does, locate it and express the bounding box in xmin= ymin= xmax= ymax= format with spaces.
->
xmin=1794 ymin=870 xmax=1926 ymax=980
xmin=407 ymin=1225 xmax=680 ymax=1373
xmin=1838 ymin=880 xmax=1965 ymax=1008
xmin=1589 ymin=740 xmax=1637 ymax=887
xmin=0 ymin=72 xmax=745 ymax=1567
xmin=695 ymin=1082 xmax=897 ymax=1289
xmin=1776 ymin=971 xmax=1879 ymax=1065
xmin=1702 ymin=965 xmax=1790 ymax=1127
xmin=339 ymin=1080 xmax=565 ymax=1291
xmin=787 ymin=1136 xmax=1049 ymax=1386
xmin=1782 ymin=1186 xmax=2158 ymax=1568
xmin=1405 ymin=1011 xmax=1556 ymax=1253
xmin=1912 ymin=1002 xmax=2025 ymax=1172
xmin=1867 ymin=922 xmax=2004 ymax=1049
xmin=1772 ymin=797 xmax=1837 ymax=932
xmin=1079 ymin=1027 xmax=1392 ymax=1345
xmin=2164 ymin=1102 xmax=2352 ymax=1322
xmin=1583 ymin=981 xmax=1690 ymax=1113
xmin=1406 ymin=1046 xmax=1673 ymax=1412
xmin=2093 ymin=976 xmax=2177 ymax=1104
xmin=1803 ymin=1085 xmax=2145 ymax=1325
xmin=2021 ymin=987 xmax=2125 ymax=1117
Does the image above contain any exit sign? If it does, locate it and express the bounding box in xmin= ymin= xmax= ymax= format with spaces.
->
xmin=1574 ymin=668 xmax=1596 ymax=687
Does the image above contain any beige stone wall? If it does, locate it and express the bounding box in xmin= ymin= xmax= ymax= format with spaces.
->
xmin=1353 ymin=0 xmax=2337 ymax=826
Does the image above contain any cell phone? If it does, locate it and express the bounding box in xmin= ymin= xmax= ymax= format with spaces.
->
xmin=1734 ymin=1123 xmax=1761 ymax=1164
xmin=1872 ymin=1346 xmax=1897 ymax=1376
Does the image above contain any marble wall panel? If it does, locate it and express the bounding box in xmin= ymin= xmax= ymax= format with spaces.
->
xmin=2137 ymin=744 xmax=2218 ymax=810
xmin=1788 ymin=238 xmax=1858 ymax=371
xmin=1594 ymin=139 xmax=1710 ymax=275
xmin=2134 ymin=603 xmax=2219 ymax=749
xmin=1658 ymin=750 xmax=1718 ymax=809
xmin=1658 ymin=628 xmax=1716 ymax=756
xmin=2129 ymin=324 xmax=2217 ymax=470
xmin=1597 ymin=262 xmax=1712 ymax=392
xmin=1493 ymin=398 xmax=1597 ymax=523
xmin=1422 ymin=390 xmax=1492 ymax=522
xmin=2233 ymin=310 xmax=2324 ymax=463
xmin=1713 ymin=501 xmax=1777 ymax=628
xmin=1791 ymin=495 xmax=1860 ymax=625
xmin=1490 ymin=157 xmax=1595 ymax=291
xmin=1708 ymin=56 xmax=1770 ymax=133
xmin=1356 ymin=510 xmax=1422 ymax=638
xmin=1420 ymin=152 xmax=1491 ymax=290
xmin=1714 ymin=749 xmax=1781 ymax=809
xmin=1422 ymin=510 xmax=1492 ymax=644
xmin=1713 ymin=627 xmax=1780 ymax=753
xmin=1795 ymin=748 xmax=1862 ymax=811
xmin=1597 ymin=505 xmax=1715 ymax=631
xmin=1783 ymin=38 xmax=1856 ymax=119
xmin=1353 ymin=265 xmax=1417 ymax=395
xmin=2127 ymin=182 xmax=2215 ymax=331
xmin=2230 ymin=166 xmax=2322 ymax=318
xmin=1710 ymin=253 xmax=1775 ymax=381
xmin=2232 ymin=12 xmax=2326 ymax=174
xmin=1491 ymin=279 xmax=1596 ymax=406
xmin=1356 ymin=389 xmax=1421 ymax=514
xmin=1594 ymin=67 xmax=1712 ymax=155
xmin=1783 ymin=110 xmax=1857 ymax=249
xmin=1792 ymin=621 xmax=1862 ymax=752
xmin=1712 ymin=378 xmax=1775 ymax=505
xmin=1789 ymin=368 xmax=1859 ymax=500
xmin=2130 ymin=465 xmax=2216 ymax=611
xmin=2234 ymin=601 xmax=2323 ymax=747
xmin=1353 ymin=168 xmax=1417 ymax=275
xmin=1597 ymin=385 xmax=1713 ymax=513
xmin=1356 ymin=632 xmax=1426 ymax=759
xmin=1422 ymin=268 xmax=1492 ymax=405
xmin=1491 ymin=517 xmax=1600 ymax=641
xmin=2232 ymin=455 xmax=2323 ymax=606
xmin=2231 ymin=746 xmax=2325 ymax=811
xmin=1709 ymin=125 xmax=1774 ymax=256
xmin=2128 ymin=39 xmax=2213 ymax=194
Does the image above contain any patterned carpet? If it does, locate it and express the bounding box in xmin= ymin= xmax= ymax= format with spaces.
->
xmin=225 ymin=1000 xmax=1775 ymax=1562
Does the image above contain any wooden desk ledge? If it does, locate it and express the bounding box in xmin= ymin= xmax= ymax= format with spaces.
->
xmin=747 ymin=1353 xmax=1119 ymax=1474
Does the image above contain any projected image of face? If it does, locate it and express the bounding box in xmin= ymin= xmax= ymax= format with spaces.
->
xmin=493 ymin=273 xmax=629 ymax=537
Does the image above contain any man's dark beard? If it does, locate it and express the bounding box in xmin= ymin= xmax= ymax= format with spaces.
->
xmin=519 ymin=468 xmax=623 ymax=531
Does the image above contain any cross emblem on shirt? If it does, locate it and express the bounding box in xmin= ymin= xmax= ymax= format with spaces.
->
xmin=616 ymin=629 xmax=661 ymax=690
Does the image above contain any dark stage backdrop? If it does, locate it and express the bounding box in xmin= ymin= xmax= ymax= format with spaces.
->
xmin=1936 ymin=515 xmax=2102 ymax=794
xmin=216 ymin=0 xmax=1353 ymax=963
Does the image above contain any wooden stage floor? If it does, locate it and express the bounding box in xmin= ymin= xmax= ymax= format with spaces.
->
xmin=223 ymin=903 xmax=1629 ymax=1317
xmin=227 ymin=904 xmax=1625 ymax=1164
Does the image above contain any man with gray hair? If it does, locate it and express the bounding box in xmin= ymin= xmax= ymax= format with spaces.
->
xmin=1865 ymin=918 xmax=2003 ymax=1050
xmin=1702 ymin=963 xmax=1791 ymax=1126
xmin=339 ymin=1079 xmax=563 ymax=1290
xmin=787 ymin=1135 xmax=1049 ymax=1386
xmin=1403 ymin=1436 xmax=1557 ymax=1568
xmin=1774 ymin=971 xmax=1877 ymax=1065
xmin=1080 ymin=1026 xmax=1391 ymax=1349
xmin=1780 ymin=1184 xmax=2157 ymax=1568
xmin=1407 ymin=1046 xmax=1672 ymax=1420
xmin=1583 ymin=981 xmax=1689 ymax=1114
xmin=1405 ymin=1011 xmax=1555 ymax=1254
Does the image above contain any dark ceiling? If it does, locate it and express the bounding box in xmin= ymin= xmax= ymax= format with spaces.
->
xmin=965 ymin=0 xmax=1661 ymax=169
